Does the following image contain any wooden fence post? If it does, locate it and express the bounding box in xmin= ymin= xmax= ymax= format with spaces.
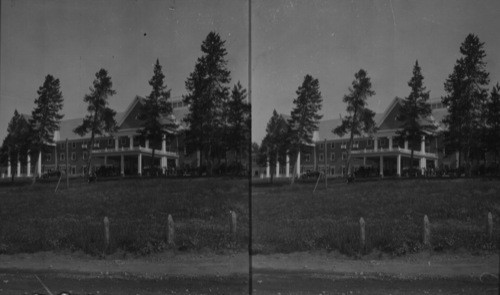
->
xmin=103 ymin=216 xmax=110 ymax=252
xmin=359 ymin=217 xmax=365 ymax=250
xmin=230 ymin=210 xmax=237 ymax=239
xmin=423 ymin=215 xmax=430 ymax=247
xmin=167 ymin=214 xmax=175 ymax=246
xmin=487 ymin=212 xmax=493 ymax=240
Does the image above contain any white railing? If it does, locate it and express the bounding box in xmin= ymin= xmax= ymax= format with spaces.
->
xmin=351 ymin=147 xmax=436 ymax=157
xmin=91 ymin=146 xmax=178 ymax=157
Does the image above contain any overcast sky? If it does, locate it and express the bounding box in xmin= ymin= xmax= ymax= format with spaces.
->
xmin=2 ymin=1 xmax=500 ymax=145
xmin=0 ymin=0 xmax=248 ymax=142
xmin=252 ymin=0 xmax=500 ymax=142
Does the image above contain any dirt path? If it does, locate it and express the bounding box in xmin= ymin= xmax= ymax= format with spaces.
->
xmin=252 ymin=251 xmax=499 ymax=279
xmin=0 ymin=251 xmax=498 ymax=294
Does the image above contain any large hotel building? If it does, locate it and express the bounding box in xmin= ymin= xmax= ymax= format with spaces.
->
xmin=1 ymin=96 xmax=197 ymax=178
xmin=255 ymin=97 xmax=461 ymax=178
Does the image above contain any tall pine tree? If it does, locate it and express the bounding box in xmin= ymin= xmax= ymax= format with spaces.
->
xmin=396 ymin=61 xmax=435 ymax=174
xmin=138 ymin=59 xmax=174 ymax=174
xmin=288 ymin=74 xmax=323 ymax=181
xmin=442 ymin=34 xmax=490 ymax=173
xmin=334 ymin=69 xmax=376 ymax=175
xmin=226 ymin=82 xmax=251 ymax=168
xmin=30 ymin=74 xmax=64 ymax=180
xmin=485 ymin=83 xmax=500 ymax=161
xmin=74 ymin=69 xmax=118 ymax=178
xmin=183 ymin=31 xmax=231 ymax=175
xmin=1 ymin=110 xmax=31 ymax=181
xmin=258 ymin=110 xmax=289 ymax=183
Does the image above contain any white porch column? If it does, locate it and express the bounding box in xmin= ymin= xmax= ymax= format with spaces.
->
xmin=397 ymin=155 xmax=401 ymax=176
xmin=374 ymin=137 xmax=378 ymax=151
xmin=285 ymin=154 xmax=290 ymax=177
xmin=404 ymin=140 xmax=408 ymax=150
xmin=363 ymin=156 xmax=366 ymax=166
xmin=145 ymin=140 xmax=149 ymax=149
xmin=115 ymin=137 xmax=119 ymax=150
xmin=434 ymin=159 xmax=438 ymax=169
xmin=197 ymin=150 xmax=201 ymax=167
xmin=276 ymin=152 xmax=280 ymax=177
xmin=120 ymin=155 xmax=125 ymax=176
xmin=455 ymin=151 xmax=460 ymax=168
xmin=162 ymin=136 xmax=166 ymax=152
xmin=389 ymin=137 xmax=393 ymax=151
xmin=420 ymin=157 xmax=426 ymax=175
xmin=161 ymin=156 xmax=167 ymax=170
xmin=421 ymin=136 xmax=426 ymax=154
xmin=104 ymin=156 xmax=107 ymax=166
xmin=27 ymin=153 xmax=31 ymax=177
xmin=129 ymin=135 xmax=134 ymax=149
xmin=296 ymin=151 xmax=301 ymax=176
xmin=138 ymin=154 xmax=142 ymax=175
xmin=265 ymin=157 xmax=270 ymax=178
xmin=7 ymin=156 xmax=11 ymax=177
xmin=17 ymin=154 xmax=21 ymax=177
xmin=175 ymin=158 xmax=179 ymax=168
xmin=379 ymin=155 xmax=384 ymax=177
xmin=37 ymin=151 xmax=42 ymax=175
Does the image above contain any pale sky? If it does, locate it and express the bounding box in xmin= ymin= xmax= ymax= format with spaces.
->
xmin=1 ymin=0 xmax=248 ymax=142
xmin=252 ymin=0 xmax=500 ymax=143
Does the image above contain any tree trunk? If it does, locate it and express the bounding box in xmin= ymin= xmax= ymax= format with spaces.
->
xmin=347 ymin=129 xmax=355 ymax=176
xmin=410 ymin=148 xmax=415 ymax=178
xmin=86 ymin=132 xmax=95 ymax=179
xmin=151 ymin=148 xmax=156 ymax=176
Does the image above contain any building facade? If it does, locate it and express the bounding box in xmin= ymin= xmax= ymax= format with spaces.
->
xmin=1 ymin=96 xmax=193 ymax=178
xmin=261 ymin=97 xmax=458 ymax=178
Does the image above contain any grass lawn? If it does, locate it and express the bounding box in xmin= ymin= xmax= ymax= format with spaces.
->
xmin=0 ymin=177 xmax=248 ymax=256
xmin=252 ymin=178 xmax=500 ymax=256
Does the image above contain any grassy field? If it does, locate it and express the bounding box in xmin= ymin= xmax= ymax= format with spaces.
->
xmin=0 ymin=177 xmax=248 ymax=256
xmin=252 ymin=178 xmax=500 ymax=256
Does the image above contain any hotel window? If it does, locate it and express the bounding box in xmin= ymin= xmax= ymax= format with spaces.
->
xmin=120 ymin=137 xmax=127 ymax=146
xmin=330 ymin=142 xmax=335 ymax=148
xmin=330 ymin=153 xmax=335 ymax=161
xmin=60 ymin=153 xmax=65 ymax=161
xmin=367 ymin=139 xmax=373 ymax=147
xmin=108 ymin=138 xmax=114 ymax=147
xmin=60 ymin=143 xmax=65 ymax=150
xmin=82 ymin=142 xmax=88 ymax=149
xmin=341 ymin=141 xmax=347 ymax=149
xmin=319 ymin=153 xmax=324 ymax=161
xmin=46 ymin=153 xmax=52 ymax=161
xmin=319 ymin=144 xmax=324 ymax=150
xmin=353 ymin=141 xmax=359 ymax=148
xmin=71 ymin=166 xmax=76 ymax=175
xmin=83 ymin=152 xmax=88 ymax=160
xmin=71 ymin=152 xmax=76 ymax=161
xmin=304 ymin=154 xmax=310 ymax=162
xmin=342 ymin=165 xmax=346 ymax=176
xmin=342 ymin=152 xmax=347 ymax=160
xmin=72 ymin=142 xmax=76 ymax=149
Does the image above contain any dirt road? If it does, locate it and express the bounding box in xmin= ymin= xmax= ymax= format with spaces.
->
xmin=0 ymin=251 xmax=498 ymax=294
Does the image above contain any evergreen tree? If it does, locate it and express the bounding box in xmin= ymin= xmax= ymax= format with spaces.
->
xmin=74 ymin=69 xmax=118 ymax=178
xmin=396 ymin=61 xmax=435 ymax=174
xmin=183 ymin=31 xmax=231 ymax=175
xmin=258 ymin=110 xmax=289 ymax=183
xmin=442 ymin=34 xmax=490 ymax=173
xmin=485 ymin=83 xmax=500 ymax=160
xmin=138 ymin=59 xmax=174 ymax=174
xmin=226 ymin=82 xmax=251 ymax=168
xmin=288 ymin=74 xmax=323 ymax=181
xmin=30 ymin=74 xmax=64 ymax=179
xmin=1 ymin=110 xmax=31 ymax=181
xmin=333 ymin=69 xmax=376 ymax=175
